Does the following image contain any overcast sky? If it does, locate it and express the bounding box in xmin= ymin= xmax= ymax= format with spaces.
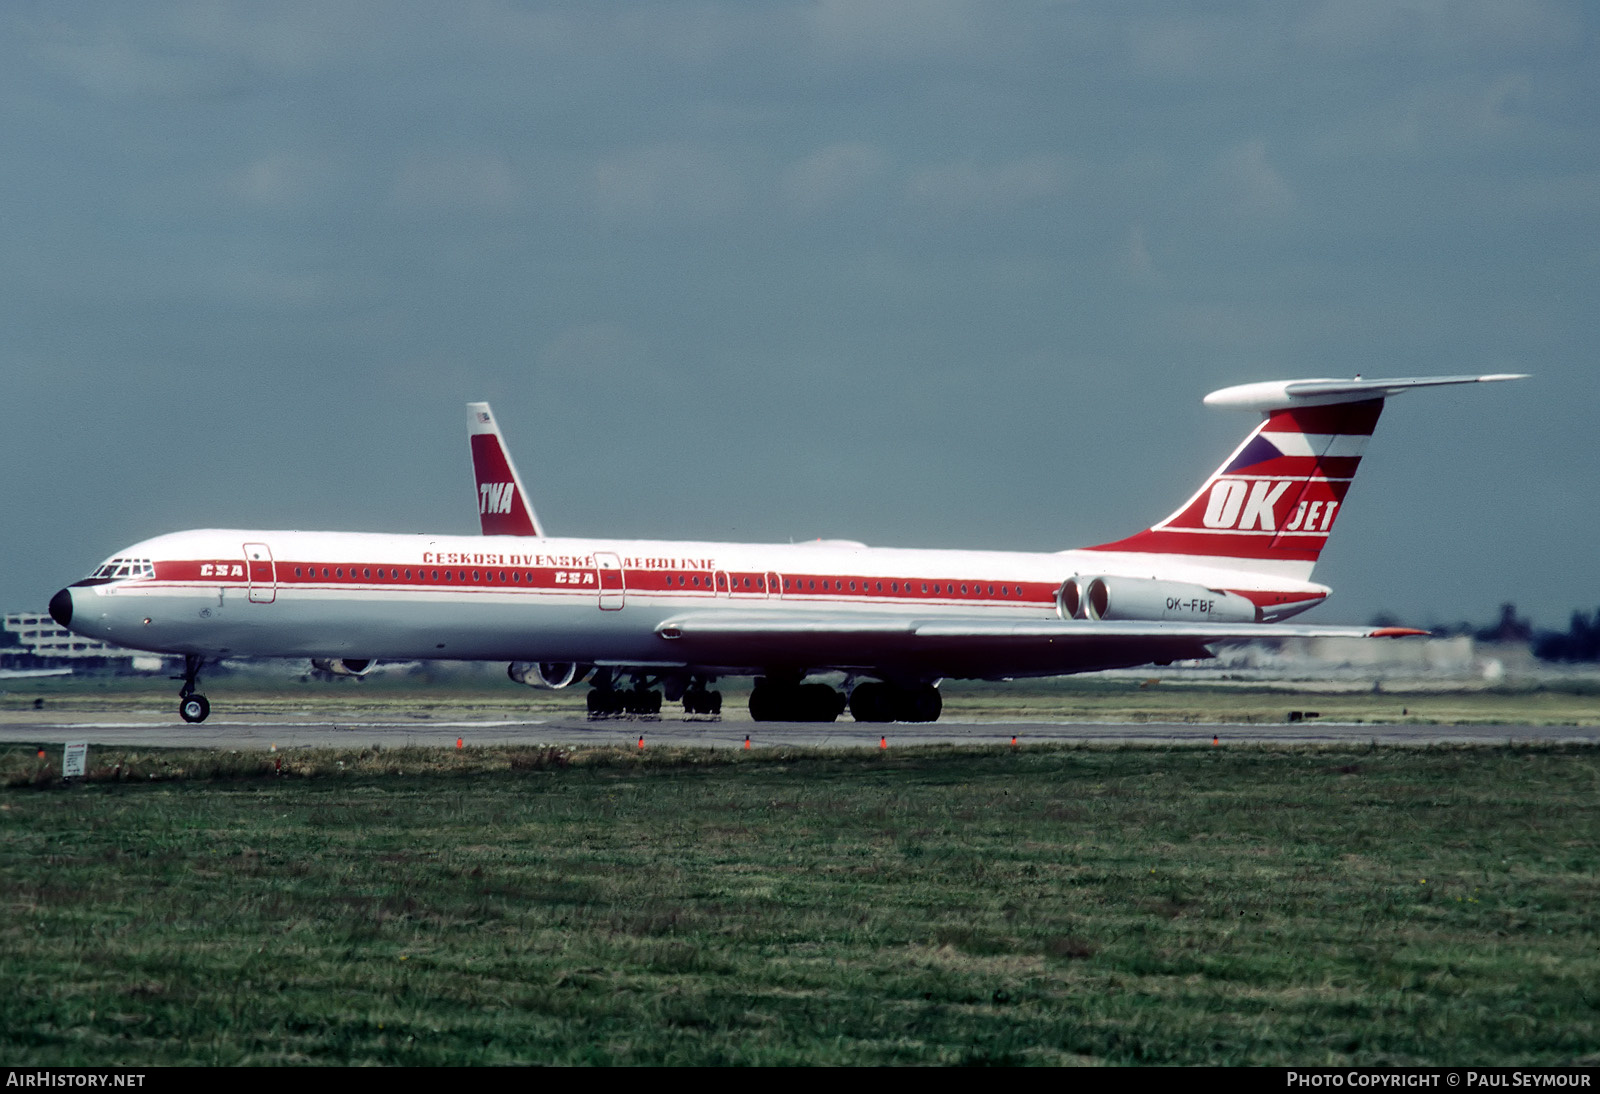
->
xmin=3 ymin=1 xmax=1594 ymax=631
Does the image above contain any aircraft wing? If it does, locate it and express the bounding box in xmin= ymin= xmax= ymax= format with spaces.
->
xmin=652 ymin=612 xmax=1423 ymax=677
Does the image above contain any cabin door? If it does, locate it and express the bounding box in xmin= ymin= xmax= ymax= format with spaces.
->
xmin=595 ymin=552 xmax=626 ymax=610
xmin=244 ymin=542 xmax=276 ymax=604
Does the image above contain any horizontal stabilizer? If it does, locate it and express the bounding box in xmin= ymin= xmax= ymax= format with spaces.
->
xmin=1204 ymin=374 xmax=1528 ymax=412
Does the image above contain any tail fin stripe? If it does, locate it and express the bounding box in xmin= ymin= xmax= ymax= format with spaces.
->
xmin=1259 ymin=432 xmax=1369 ymax=458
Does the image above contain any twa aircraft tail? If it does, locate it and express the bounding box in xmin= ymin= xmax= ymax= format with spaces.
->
xmin=1084 ymin=375 xmax=1526 ymax=582
xmin=467 ymin=402 xmax=542 ymax=536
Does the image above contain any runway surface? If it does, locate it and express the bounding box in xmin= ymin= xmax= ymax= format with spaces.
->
xmin=3 ymin=711 xmax=1597 ymax=749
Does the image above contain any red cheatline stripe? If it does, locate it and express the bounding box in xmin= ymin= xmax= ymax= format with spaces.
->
xmin=141 ymin=557 xmax=1324 ymax=613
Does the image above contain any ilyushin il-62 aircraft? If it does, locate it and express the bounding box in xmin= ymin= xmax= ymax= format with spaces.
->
xmin=50 ymin=374 xmax=1523 ymax=725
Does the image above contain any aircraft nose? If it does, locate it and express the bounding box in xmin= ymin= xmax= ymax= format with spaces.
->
xmin=49 ymin=588 xmax=73 ymax=628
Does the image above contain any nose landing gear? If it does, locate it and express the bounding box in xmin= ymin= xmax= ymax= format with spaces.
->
xmin=175 ymin=654 xmax=210 ymax=723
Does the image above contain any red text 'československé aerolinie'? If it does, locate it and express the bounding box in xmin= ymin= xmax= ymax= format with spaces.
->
xmin=49 ymin=376 xmax=1524 ymax=725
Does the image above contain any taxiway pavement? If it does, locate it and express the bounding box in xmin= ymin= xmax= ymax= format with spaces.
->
xmin=2 ymin=712 xmax=1596 ymax=750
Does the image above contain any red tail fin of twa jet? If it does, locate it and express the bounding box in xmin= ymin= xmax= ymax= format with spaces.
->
xmin=468 ymin=402 xmax=542 ymax=537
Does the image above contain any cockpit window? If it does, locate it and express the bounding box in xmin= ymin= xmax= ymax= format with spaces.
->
xmin=89 ymin=557 xmax=154 ymax=581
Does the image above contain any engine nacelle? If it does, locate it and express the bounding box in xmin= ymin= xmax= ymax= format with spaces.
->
xmin=311 ymin=658 xmax=374 ymax=677
xmin=1058 ymin=576 xmax=1259 ymax=624
xmin=507 ymin=661 xmax=591 ymax=689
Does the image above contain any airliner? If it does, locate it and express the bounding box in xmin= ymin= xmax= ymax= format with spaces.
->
xmin=48 ymin=374 xmax=1523 ymax=725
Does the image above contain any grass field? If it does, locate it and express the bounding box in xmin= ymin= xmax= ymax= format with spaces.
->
xmin=3 ymin=741 xmax=1597 ymax=1065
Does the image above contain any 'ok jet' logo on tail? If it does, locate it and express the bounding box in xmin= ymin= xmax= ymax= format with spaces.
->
xmin=1198 ymin=479 xmax=1340 ymax=534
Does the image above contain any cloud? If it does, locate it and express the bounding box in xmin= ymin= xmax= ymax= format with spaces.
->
xmin=538 ymin=323 xmax=651 ymax=382
xmin=1207 ymin=139 xmax=1295 ymax=221
xmin=388 ymin=151 xmax=520 ymax=212
xmin=904 ymin=155 xmax=1069 ymax=213
xmin=780 ymin=142 xmax=890 ymax=215
xmin=804 ymin=0 xmax=981 ymax=57
xmin=33 ymin=19 xmax=223 ymax=99
xmin=229 ymin=153 xmax=340 ymax=210
xmin=592 ymin=143 xmax=747 ymax=222
xmin=1295 ymin=0 xmax=1582 ymax=62
xmin=1120 ymin=223 xmax=1158 ymax=282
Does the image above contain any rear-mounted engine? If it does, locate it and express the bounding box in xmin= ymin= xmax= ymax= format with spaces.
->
xmin=1057 ymin=576 xmax=1258 ymax=623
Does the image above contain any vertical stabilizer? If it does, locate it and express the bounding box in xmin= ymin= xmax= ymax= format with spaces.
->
xmin=1084 ymin=374 xmax=1526 ymax=581
xmin=468 ymin=402 xmax=542 ymax=537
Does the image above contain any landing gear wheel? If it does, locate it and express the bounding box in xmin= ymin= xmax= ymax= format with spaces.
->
xmin=750 ymin=680 xmax=845 ymax=722
xmin=685 ymin=688 xmax=723 ymax=715
xmin=848 ymin=682 xmax=943 ymax=723
xmin=849 ymin=682 xmax=892 ymax=723
xmin=908 ymin=684 xmax=942 ymax=723
xmin=174 ymin=654 xmax=209 ymax=723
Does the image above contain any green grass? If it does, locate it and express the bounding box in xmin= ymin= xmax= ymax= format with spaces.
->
xmin=2 ymin=743 xmax=1598 ymax=1065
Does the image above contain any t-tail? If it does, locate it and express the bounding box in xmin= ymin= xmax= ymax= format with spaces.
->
xmin=467 ymin=402 xmax=542 ymax=537
xmin=1084 ymin=375 xmax=1527 ymax=584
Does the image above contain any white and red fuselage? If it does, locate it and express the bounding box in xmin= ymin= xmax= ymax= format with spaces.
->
xmin=57 ymin=528 xmax=1333 ymax=680
xmin=50 ymin=374 xmax=1522 ymax=721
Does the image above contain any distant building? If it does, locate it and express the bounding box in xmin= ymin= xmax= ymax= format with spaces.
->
xmin=1 ymin=611 xmax=166 ymax=672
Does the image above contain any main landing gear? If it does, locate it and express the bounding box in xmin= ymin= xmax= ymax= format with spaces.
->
xmin=745 ymin=676 xmax=943 ymax=723
xmin=681 ymin=678 xmax=723 ymax=717
xmin=588 ymin=671 xmax=724 ymax=718
xmin=586 ymin=670 xmax=665 ymax=718
xmin=748 ymin=678 xmax=847 ymax=722
xmin=175 ymin=654 xmax=211 ymax=723
xmin=848 ymin=681 xmax=942 ymax=723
